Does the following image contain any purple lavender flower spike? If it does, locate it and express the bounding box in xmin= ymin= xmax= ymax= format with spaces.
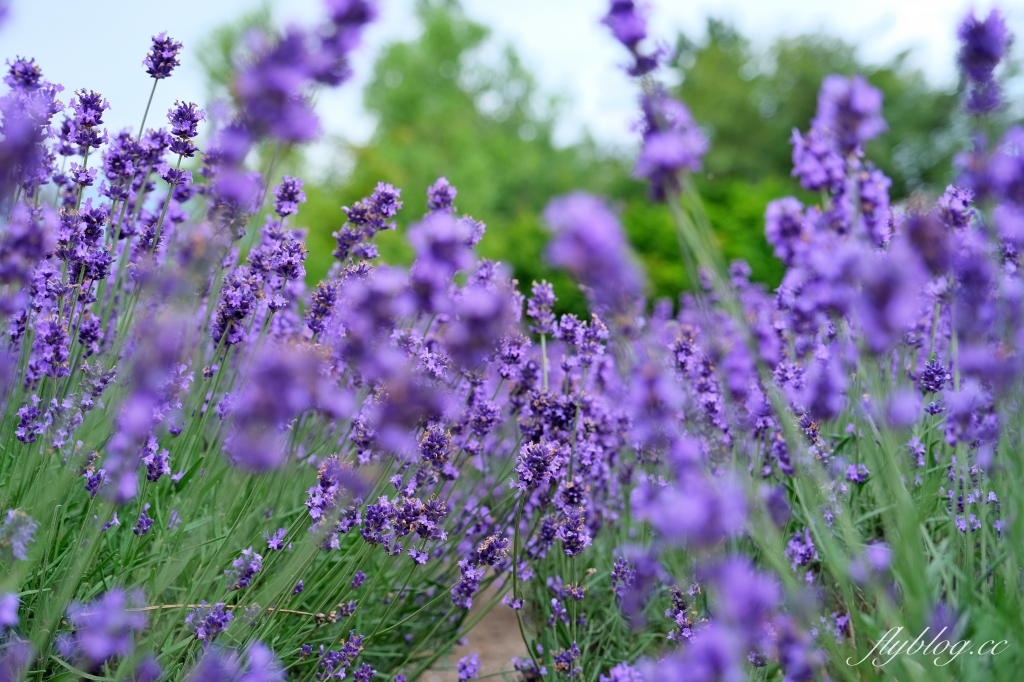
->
xmin=236 ymin=28 xmax=320 ymax=143
xmin=844 ymin=463 xmax=870 ymax=484
xmin=476 ymin=535 xmax=510 ymax=566
xmin=185 ymin=601 xmax=233 ymax=642
xmin=958 ymin=10 xmax=1009 ymax=82
xmin=102 ymin=512 xmax=121 ymax=531
xmin=311 ymin=0 xmax=378 ymax=86
xmin=553 ymin=642 xmax=582 ymax=678
xmin=633 ymin=469 xmax=746 ymax=547
xmin=451 ymin=559 xmax=485 ymax=609
xmin=144 ymin=32 xmax=183 ymax=79
xmin=0 ymin=203 xmax=57 ymax=314
xmin=353 ymin=662 xmax=376 ymax=682
xmin=764 ymin=197 xmax=807 ymax=265
xmin=133 ymin=504 xmax=154 ymax=536
xmin=602 ymin=1 xmax=647 ymax=49
xmin=4 ymin=57 xmax=43 ymax=92
xmin=408 ymin=211 xmax=475 ymax=313
xmin=957 ymin=9 xmax=1008 ymax=113
xmin=445 ymin=282 xmax=515 ymax=368
xmin=427 ymin=176 xmax=457 ymax=213
xmin=265 ymin=528 xmax=289 ymax=551
xmin=813 ymin=74 xmax=887 ymax=153
xmin=273 ymin=175 xmax=306 ymax=217
xmin=225 ymin=344 xmax=349 ymax=471
xmin=602 ymin=0 xmax=658 ymax=76
xmin=226 ymin=547 xmax=263 ymax=589
xmin=790 ymin=125 xmax=846 ymax=191
xmin=0 ymin=593 xmax=19 ymax=628
xmin=68 ymin=89 xmax=109 ymax=150
xmin=995 ymin=201 xmax=1024 ymax=247
xmin=306 ymin=454 xmax=364 ymax=527
xmin=167 ymin=101 xmax=204 ymax=157
xmin=556 ymin=507 xmax=592 ymax=556
xmin=849 ymin=542 xmax=893 ymax=583
xmin=168 ymin=101 xmax=204 ymax=140
xmin=141 ymin=438 xmax=171 ymax=482
xmin=887 ymin=389 xmax=921 ymax=428
xmin=513 ymin=440 xmax=564 ymax=491
xmin=185 ymin=642 xmax=284 ymax=682
xmin=635 ymin=86 xmax=709 ymax=199
xmin=333 ymin=182 xmax=402 ymax=261
xmin=526 ymin=281 xmax=556 ymax=335
xmin=799 ymin=352 xmax=847 ymax=421
xmin=543 ymin=192 xmax=645 ymax=316
xmin=903 ymin=210 xmax=951 ymax=275
xmin=855 ymin=246 xmax=926 ymax=354
xmin=857 ymin=165 xmax=891 ymax=247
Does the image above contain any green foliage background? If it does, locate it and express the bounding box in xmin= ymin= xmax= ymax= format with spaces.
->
xmin=198 ymin=0 xmax=965 ymax=313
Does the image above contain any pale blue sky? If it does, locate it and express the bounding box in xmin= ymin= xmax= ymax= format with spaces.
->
xmin=2 ymin=0 xmax=1020 ymax=172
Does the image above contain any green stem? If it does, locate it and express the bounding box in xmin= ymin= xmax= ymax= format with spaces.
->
xmin=367 ymin=545 xmax=423 ymax=640
xmin=137 ymin=80 xmax=158 ymax=142
xmin=149 ymin=154 xmax=184 ymax=254
xmin=74 ymin=147 xmax=90 ymax=210
xmin=540 ymin=334 xmax=549 ymax=391
xmin=511 ymin=495 xmax=541 ymax=670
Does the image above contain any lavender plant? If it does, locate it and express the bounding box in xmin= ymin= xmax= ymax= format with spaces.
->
xmin=1 ymin=0 xmax=1023 ymax=681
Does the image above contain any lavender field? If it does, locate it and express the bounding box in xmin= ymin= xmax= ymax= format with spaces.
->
xmin=0 ymin=0 xmax=1023 ymax=680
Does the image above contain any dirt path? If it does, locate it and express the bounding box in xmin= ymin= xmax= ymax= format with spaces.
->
xmin=420 ymin=594 xmax=526 ymax=681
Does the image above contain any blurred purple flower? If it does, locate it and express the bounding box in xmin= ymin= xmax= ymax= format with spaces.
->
xmin=0 ymin=510 xmax=37 ymax=561
xmin=813 ymin=74 xmax=887 ymax=153
xmin=426 ymin=176 xmax=457 ymax=213
xmin=66 ymin=589 xmax=147 ymax=665
xmin=0 ymin=593 xmax=18 ymax=628
xmin=544 ymin=192 xmax=645 ymax=317
xmin=457 ymin=653 xmax=480 ymax=680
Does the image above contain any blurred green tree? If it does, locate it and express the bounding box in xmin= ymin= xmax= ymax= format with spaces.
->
xmin=674 ymin=20 xmax=962 ymax=193
xmin=299 ymin=0 xmax=629 ymax=313
xmin=670 ymin=20 xmax=962 ymax=287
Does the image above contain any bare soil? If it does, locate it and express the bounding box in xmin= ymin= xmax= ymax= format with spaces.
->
xmin=420 ymin=595 xmax=527 ymax=682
